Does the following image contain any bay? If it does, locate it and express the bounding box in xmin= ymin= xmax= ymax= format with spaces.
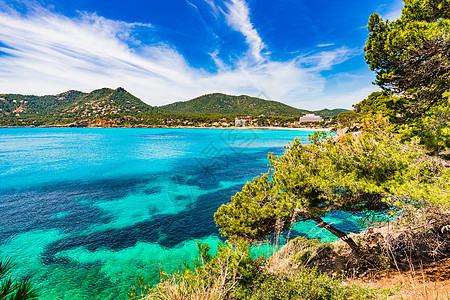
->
xmin=0 ymin=127 xmax=361 ymax=299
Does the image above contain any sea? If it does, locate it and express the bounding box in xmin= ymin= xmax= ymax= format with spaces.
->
xmin=0 ymin=127 xmax=362 ymax=299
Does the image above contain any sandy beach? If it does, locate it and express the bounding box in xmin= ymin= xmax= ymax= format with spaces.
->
xmin=162 ymin=126 xmax=332 ymax=131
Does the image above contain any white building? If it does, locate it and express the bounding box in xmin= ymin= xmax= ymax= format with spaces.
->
xmin=234 ymin=116 xmax=252 ymax=127
xmin=299 ymin=114 xmax=322 ymax=123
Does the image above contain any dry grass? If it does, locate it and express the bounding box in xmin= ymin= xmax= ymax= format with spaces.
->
xmin=348 ymin=259 xmax=450 ymax=299
xmin=130 ymin=273 xmax=232 ymax=300
xmin=265 ymin=207 xmax=450 ymax=299
xmin=142 ymin=280 xmax=224 ymax=300
xmin=265 ymin=237 xmax=333 ymax=274
xmin=343 ymin=207 xmax=450 ymax=299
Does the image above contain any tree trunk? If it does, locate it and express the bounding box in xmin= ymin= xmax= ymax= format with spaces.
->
xmin=295 ymin=208 xmax=360 ymax=254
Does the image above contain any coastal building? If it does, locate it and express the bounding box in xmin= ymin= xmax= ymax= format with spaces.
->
xmin=235 ymin=116 xmax=253 ymax=127
xmin=299 ymin=114 xmax=322 ymax=123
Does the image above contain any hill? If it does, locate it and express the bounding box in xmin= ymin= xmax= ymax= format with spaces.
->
xmin=159 ymin=93 xmax=306 ymax=117
xmin=60 ymin=87 xmax=156 ymax=117
xmin=0 ymin=87 xmax=155 ymax=117
xmin=159 ymin=93 xmax=347 ymax=117
xmin=313 ymin=108 xmax=348 ymax=117
xmin=0 ymin=90 xmax=85 ymax=116
xmin=0 ymin=87 xmax=159 ymax=126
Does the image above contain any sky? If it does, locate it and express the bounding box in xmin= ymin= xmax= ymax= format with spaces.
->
xmin=0 ymin=0 xmax=404 ymax=109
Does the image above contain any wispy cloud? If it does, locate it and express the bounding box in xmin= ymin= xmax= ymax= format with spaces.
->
xmin=0 ymin=2 xmax=365 ymax=109
xmin=298 ymin=47 xmax=361 ymax=71
xmin=317 ymin=43 xmax=334 ymax=48
xmin=224 ymin=0 xmax=266 ymax=62
xmin=203 ymin=0 xmax=221 ymax=18
xmin=209 ymin=49 xmax=227 ymax=70
xmin=186 ymin=0 xmax=198 ymax=10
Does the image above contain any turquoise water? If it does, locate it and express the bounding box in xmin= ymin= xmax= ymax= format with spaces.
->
xmin=0 ymin=128 xmax=362 ymax=299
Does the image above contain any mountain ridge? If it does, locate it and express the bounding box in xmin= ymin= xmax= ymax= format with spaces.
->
xmin=159 ymin=93 xmax=308 ymax=117
xmin=0 ymin=88 xmax=348 ymax=126
xmin=159 ymin=93 xmax=348 ymax=117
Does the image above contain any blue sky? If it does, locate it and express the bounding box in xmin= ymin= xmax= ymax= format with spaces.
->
xmin=0 ymin=0 xmax=403 ymax=109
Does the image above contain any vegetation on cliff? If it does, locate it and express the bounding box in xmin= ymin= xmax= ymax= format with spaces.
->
xmin=215 ymin=116 xmax=450 ymax=254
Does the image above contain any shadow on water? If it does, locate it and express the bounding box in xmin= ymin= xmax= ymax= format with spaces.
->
xmin=1 ymin=147 xmax=273 ymax=262
xmin=41 ymin=184 xmax=242 ymax=264
xmin=1 ymin=142 xmax=364 ymax=271
xmin=171 ymin=147 xmax=275 ymax=191
xmin=2 ymin=144 xmax=364 ymax=266
xmin=0 ymin=175 xmax=158 ymax=242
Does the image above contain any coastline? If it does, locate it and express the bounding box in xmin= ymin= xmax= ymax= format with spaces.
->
xmin=0 ymin=125 xmax=332 ymax=131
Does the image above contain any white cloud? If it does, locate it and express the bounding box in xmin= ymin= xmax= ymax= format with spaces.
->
xmin=317 ymin=43 xmax=334 ymax=48
xmin=223 ymin=0 xmax=266 ymax=62
xmin=0 ymin=3 xmax=365 ymax=110
xmin=298 ymin=47 xmax=361 ymax=72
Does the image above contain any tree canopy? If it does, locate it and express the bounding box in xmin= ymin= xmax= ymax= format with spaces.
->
xmin=364 ymin=0 xmax=450 ymax=117
xmin=214 ymin=116 xmax=450 ymax=252
xmin=358 ymin=0 xmax=450 ymax=155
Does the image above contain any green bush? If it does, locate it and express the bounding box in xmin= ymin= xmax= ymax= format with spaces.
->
xmin=245 ymin=268 xmax=377 ymax=300
xmin=129 ymin=242 xmax=381 ymax=300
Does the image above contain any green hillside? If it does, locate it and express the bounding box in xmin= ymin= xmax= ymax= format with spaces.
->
xmin=159 ymin=93 xmax=347 ymax=117
xmin=0 ymin=87 xmax=159 ymax=126
xmin=60 ymin=87 xmax=156 ymax=117
xmin=313 ymin=108 xmax=349 ymax=117
xmin=0 ymin=90 xmax=84 ymax=116
xmin=0 ymin=89 xmax=347 ymax=126
xmin=159 ymin=93 xmax=310 ymax=117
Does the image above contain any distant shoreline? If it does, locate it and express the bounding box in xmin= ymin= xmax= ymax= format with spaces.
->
xmin=174 ymin=126 xmax=332 ymax=131
xmin=0 ymin=125 xmax=332 ymax=131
